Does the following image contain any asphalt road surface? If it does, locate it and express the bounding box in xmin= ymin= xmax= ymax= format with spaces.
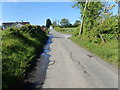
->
xmin=23 ymin=28 xmax=118 ymax=89
xmin=43 ymin=29 xmax=118 ymax=88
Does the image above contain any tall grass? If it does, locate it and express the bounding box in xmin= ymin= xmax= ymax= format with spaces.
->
xmin=71 ymin=35 xmax=118 ymax=67
xmin=54 ymin=27 xmax=79 ymax=34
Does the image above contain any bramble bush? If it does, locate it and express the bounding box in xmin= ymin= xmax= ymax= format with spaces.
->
xmin=2 ymin=25 xmax=48 ymax=89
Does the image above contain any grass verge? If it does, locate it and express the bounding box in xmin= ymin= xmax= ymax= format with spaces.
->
xmin=71 ymin=35 xmax=118 ymax=67
xmin=54 ymin=27 xmax=79 ymax=34
xmin=55 ymin=27 xmax=118 ymax=67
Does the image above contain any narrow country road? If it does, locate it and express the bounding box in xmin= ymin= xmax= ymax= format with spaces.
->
xmin=42 ymin=29 xmax=118 ymax=88
xmin=23 ymin=28 xmax=118 ymax=89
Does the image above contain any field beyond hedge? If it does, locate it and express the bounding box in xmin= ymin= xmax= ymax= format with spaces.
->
xmin=1 ymin=25 xmax=48 ymax=89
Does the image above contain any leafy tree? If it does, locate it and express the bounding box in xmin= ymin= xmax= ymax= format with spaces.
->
xmin=99 ymin=2 xmax=116 ymax=22
xmin=73 ymin=20 xmax=80 ymax=27
xmin=73 ymin=1 xmax=104 ymax=34
xmin=52 ymin=21 xmax=57 ymax=28
xmin=46 ymin=19 xmax=52 ymax=28
xmin=68 ymin=23 xmax=72 ymax=27
xmin=60 ymin=18 xmax=71 ymax=27
xmin=73 ymin=1 xmax=118 ymax=43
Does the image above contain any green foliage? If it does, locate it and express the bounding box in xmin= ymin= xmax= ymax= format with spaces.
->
xmin=56 ymin=15 xmax=118 ymax=66
xmin=55 ymin=27 xmax=79 ymax=34
xmin=46 ymin=19 xmax=52 ymax=28
xmin=73 ymin=20 xmax=80 ymax=27
xmin=54 ymin=26 xmax=61 ymax=31
xmin=60 ymin=18 xmax=72 ymax=28
xmin=84 ymin=2 xmax=103 ymax=32
xmin=89 ymin=15 xmax=118 ymax=42
xmin=56 ymin=2 xmax=118 ymax=67
xmin=52 ymin=21 xmax=57 ymax=28
xmin=2 ymin=25 xmax=48 ymax=89
xmin=73 ymin=1 xmax=104 ymax=35
xmin=73 ymin=1 xmax=118 ymax=40
xmin=71 ymin=35 xmax=118 ymax=67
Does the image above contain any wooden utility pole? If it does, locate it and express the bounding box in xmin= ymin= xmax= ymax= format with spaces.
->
xmin=79 ymin=0 xmax=88 ymax=35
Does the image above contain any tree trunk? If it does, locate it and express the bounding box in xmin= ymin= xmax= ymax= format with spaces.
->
xmin=79 ymin=0 xmax=88 ymax=35
xmin=99 ymin=34 xmax=106 ymax=43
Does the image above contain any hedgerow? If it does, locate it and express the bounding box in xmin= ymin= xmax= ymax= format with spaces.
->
xmin=1 ymin=25 xmax=48 ymax=89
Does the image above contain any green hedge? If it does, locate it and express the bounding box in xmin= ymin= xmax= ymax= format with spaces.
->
xmin=1 ymin=25 xmax=48 ymax=89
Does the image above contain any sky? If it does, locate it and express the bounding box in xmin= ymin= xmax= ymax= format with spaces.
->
xmin=2 ymin=2 xmax=81 ymax=25
xmin=1 ymin=2 xmax=118 ymax=26
xmin=1 ymin=0 xmax=119 ymax=2
xmin=1 ymin=0 xmax=72 ymax=2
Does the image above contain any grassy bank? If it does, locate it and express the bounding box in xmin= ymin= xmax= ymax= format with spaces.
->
xmin=2 ymin=25 xmax=48 ymax=89
xmin=71 ymin=35 xmax=118 ymax=67
xmin=55 ymin=27 xmax=118 ymax=67
xmin=54 ymin=27 xmax=79 ymax=34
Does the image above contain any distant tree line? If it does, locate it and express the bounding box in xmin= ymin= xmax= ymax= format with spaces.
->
xmin=52 ymin=18 xmax=80 ymax=28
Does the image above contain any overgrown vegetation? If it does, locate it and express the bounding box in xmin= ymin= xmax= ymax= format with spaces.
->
xmin=71 ymin=35 xmax=118 ymax=67
xmin=2 ymin=25 xmax=48 ymax=89
xmin=54 ymin=2 xmax=119 ymax=67
xmin=54 ymin=27 xmax=79 ymax=34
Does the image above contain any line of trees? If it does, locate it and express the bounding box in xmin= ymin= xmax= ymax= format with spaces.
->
xmin=52 ymin=18 xmax=80 ymax=28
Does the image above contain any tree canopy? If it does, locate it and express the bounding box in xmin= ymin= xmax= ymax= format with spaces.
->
xmin=46 ymin=19 xmax=52 ymax=28
xmin=60 ymin=18 xmax=72 ymax=27
xmin=73 ymin=20 xmax=80 ymax=27
xmin=73 ymin=1 xmax=118 ymax=42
